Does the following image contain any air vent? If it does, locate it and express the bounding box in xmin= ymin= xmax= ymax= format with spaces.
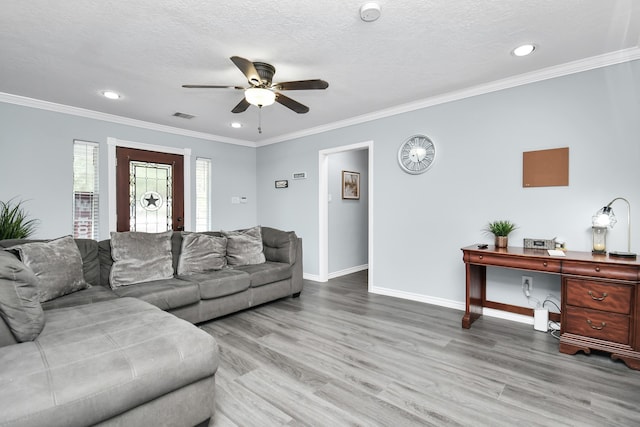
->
xmin=172 ymin=112 xmax=195 ymax=119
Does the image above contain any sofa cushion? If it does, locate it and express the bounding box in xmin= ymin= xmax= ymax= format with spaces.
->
xmin=112 ymin=278 xmax=200 ymax=310
xmin=41 ymin=285 xmax=118 ymax=310
xmin=109 ymin=231 xmax=174 ymax=288
xmin=262 ymin=227 xmax=298 ymax=265
xmin=233 ymin=261 xmax=293 ymax=287
xmin=177 ymin=232 xmax=227 ymax=275
xmin=0 ymin=298 xmax=219 ymax=427
xmin=7 ymin=235 xmax=90 ymax=302
xmin=0 ymin=251 xmax=45 ymax=342
xmin=223 ymin=226 xmax=266 ymax=266
xmin=181 ymin=269 xmax=251 ymax=299
xmin=0 ymin=238 xmax=101 ymax=286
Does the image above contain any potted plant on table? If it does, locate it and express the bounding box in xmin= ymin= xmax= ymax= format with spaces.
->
xmin=484 ymin=220 xmax=518 ymax=248
xmin=0 ymin=198 xmax=38 ymax=239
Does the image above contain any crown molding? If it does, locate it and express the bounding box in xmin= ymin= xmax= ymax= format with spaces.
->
xmin=2 ymin=47 xmax=639 ymax=149
xmin=0 ymin=92 xmax=257 ymax=148
xmin=256 ymin=47 xmax=640 ymax=147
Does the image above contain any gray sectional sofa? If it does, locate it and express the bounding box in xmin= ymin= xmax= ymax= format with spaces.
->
xmin=0 ymin=226 xmax=303 ymax=427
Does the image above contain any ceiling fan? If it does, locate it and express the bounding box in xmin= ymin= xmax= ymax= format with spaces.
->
xmin=182 ymin=56 xmax=329 ymax=115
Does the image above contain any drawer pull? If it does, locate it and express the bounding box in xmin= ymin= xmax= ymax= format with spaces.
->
xmin=543 ymin=262 xmax=548 ymax=267
xmin=586 ymin=319 xmax=606 ymax=330
xmin=588 ymin=290 xmax=608 ymax=301
xmin=595 ymin=267 xmax=600 ymax=272
xmin=479 ymin=255 xmax=483 ymax=260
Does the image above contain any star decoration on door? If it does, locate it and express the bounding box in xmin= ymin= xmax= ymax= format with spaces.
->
xmin=140 ymin=191 xmax=163 ymax=211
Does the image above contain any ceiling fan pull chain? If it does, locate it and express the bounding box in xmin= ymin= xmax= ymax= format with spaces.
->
xmin=258 ymin=105 xmax=263 ymax=134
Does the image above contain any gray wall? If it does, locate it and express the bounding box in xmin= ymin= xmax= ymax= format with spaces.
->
xmin=0 ymin=103 xmax=258 ymax=239
xmin=257 ymin=60 xmax=640 ymax=308
xmin=2 ymin=59 xmax=638 ymax=312
xmin=328 ymin=149 xmax=368 ymax=274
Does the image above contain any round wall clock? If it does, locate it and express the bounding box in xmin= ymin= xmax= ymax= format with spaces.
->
xmin=397 ymin=134 xmax=436 ymax=174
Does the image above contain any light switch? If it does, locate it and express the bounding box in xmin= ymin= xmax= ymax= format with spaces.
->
xmin=231 ymin=196 xmax=240 ymax=204
xmin=240 ymin=197 xmax=248 ymax=204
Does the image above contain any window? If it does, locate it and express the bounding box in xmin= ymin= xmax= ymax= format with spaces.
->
xmin=195 ymin=157 xmax=211 ymax=231
xmin=73 ymin=141 xmax=99 ymax=239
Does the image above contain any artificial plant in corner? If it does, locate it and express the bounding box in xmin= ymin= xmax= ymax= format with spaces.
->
xmin=484 ymin=220 xmax=518 ymax=248
xmin=0 ymin=198 xmax=39 ymax=239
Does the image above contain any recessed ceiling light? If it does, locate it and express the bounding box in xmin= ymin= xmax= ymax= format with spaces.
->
xmin=512 ymin=44 xmax=536 ymax=57
xmin=230 ymin=122 xmax=242 ymax=129
xmin=101 ymin=90 xmax=121 ymax=100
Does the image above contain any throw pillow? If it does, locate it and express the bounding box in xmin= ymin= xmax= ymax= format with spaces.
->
xmin=109 ymin=231 xmax=174 ymax=288
xmin=9 ymin=235 xmax=90 ymax=302
xmin=223 ymin=226 xmax=266 ymax=266
xmin=177 ymin=232 xmax=227 ymax=275
xmin=0 ymin=251 xmax=45 ymax=342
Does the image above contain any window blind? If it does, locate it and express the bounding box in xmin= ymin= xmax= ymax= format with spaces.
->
xmin=195 ymin=157 xmax=211 ymax=231
xmin=73 ymin=141 xmax=99 ymax=239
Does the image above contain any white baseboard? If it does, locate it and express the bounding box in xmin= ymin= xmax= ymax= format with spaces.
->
xmin=370 ymin=286 xmax=465 ymax=311
xmin=328 ymin=264 xmax=368 ymax=279
xmin=370 ymin=286 xmax=536 ymax=326
xmin=481 ymin=308 xmax=534 ymax=325
xmin=303 ymin=264 xmax=368 ymax=282
xmin=303 ymin=272 xmax=323 ymax=282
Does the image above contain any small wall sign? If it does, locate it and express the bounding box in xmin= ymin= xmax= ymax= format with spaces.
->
xmin=275 ymin=180 xmax=288 ymax=189
xmin=292 ymin=172 xmax=307 ymax=180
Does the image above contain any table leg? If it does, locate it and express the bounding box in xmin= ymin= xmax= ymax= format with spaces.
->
xmin=462 ymin=263 xmax=485 ymax=328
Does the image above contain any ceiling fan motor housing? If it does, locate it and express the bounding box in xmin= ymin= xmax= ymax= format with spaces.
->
xmin=253 ymin=62 xmax=275 ymax=86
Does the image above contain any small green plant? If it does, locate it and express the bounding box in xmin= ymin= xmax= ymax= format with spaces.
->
xmin=484 ymin=220 xmax=518 ymax=237
xmin=0 ymin=198 xmax=39 ymax=239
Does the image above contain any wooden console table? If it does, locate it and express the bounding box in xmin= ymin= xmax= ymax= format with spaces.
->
xmin=461 ymin=245 xmax=640 ymax=370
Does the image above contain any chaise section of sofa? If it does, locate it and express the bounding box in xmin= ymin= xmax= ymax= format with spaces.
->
xmin=0 ymin=297 xmax=218 ymax=427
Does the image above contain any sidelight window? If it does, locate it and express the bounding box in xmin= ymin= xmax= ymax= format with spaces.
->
xmin=73 ymin=140 xmax=99 ymax=239
xmin=195 ymin=157 xmax=211 ymax=231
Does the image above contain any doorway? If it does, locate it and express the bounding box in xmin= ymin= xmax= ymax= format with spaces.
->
xmin=318 ymin=141 xmax=374 ymax=290
xmin=116 ymin=147 xmax=184 ymax=232
xmin=107 ymin=138 xmax=192 ymax=234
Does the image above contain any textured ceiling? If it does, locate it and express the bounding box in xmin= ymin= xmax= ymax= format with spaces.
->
xmin=1 ymin=0 xmax=639 ymax=145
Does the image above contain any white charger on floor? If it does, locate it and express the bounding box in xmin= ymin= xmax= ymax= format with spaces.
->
xmin=534 ymin=307 xmax=549 ymax=332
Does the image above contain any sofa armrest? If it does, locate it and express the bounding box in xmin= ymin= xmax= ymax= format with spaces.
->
xmin=261 ymin=227 xmax=298 ymax=265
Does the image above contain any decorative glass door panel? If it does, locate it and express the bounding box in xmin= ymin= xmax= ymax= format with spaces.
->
xmin=115 ymin=147 xmax=184 ymax=232
xmin=129 ymin=161 xmax=173 ymax=232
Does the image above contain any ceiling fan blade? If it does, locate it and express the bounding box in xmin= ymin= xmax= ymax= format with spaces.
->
xmin=275 ymin=93 xmax=309 ymax=114
xmin=231 ymin=97 xmax=251 ymax=113
xmin=273 ymin=79 xmax=329 ymax=91
xmin=182 ymin=84 xmax=244 ymax=89
xmin=230 ymin=56 xmax=261 ymax=86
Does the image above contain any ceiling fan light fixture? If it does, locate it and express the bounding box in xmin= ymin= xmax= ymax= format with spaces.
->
xmin=245 ymin=88 xmax=276 ymax=107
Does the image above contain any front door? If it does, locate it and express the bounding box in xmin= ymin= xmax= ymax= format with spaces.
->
xmin=116 ymin=147 xmax=184 ymax=232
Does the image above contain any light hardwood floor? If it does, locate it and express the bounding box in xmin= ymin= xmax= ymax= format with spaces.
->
xmin=200 ymin=271 xmax=640 ymax=426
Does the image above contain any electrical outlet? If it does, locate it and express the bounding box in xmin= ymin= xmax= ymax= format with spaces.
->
xmin=522 ymin=276 xmax=533 ymax=295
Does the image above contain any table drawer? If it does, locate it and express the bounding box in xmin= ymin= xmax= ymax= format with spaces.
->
xmin=564 ymin=278 xmax=632 ymax=314
xmin=467 ymin=252 xmax=562 ymax=273
xmin=564 ymin=306 xmax=629 ymax=344
xmin=562 ymin=260 xmax=640 ymax=281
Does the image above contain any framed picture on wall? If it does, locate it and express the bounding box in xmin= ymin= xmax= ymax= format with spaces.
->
xmin=342 ymin=170 xmax=360 ymax=200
